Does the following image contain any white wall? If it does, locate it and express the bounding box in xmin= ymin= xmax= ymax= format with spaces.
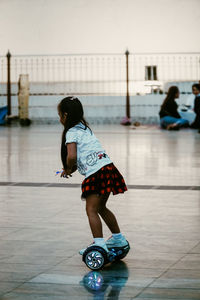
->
xmin=0 ymin=0 xmax=200 ymax=55
xmin=0 ymin=94 xmax=194 ymax=124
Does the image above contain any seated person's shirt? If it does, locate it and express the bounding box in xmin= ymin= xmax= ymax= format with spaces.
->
xmin=159 ymin=100 xmax=181 ymax=119
xmin=65 ymin=122 xmax=112 ymax=178
xmin=194 ymin=95 xmax=200 ymax=114
xmin=191 ymin=94 xmax=200 ymax=128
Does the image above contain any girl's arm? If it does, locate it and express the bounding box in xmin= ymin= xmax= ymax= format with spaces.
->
xmin=65 ymin=142 xmax=77 ymax=174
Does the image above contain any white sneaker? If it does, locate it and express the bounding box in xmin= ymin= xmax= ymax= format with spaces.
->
xmin=106 ymin=236 xmax=129 ymax=248
xmin=79 ymin=242 xmax=109 ymax=255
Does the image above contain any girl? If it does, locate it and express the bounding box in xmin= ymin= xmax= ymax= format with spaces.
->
xmin=58 ymin=96 xmax=129 ymax=255
xmin=159 ymin=86 xmax=189 ymax=130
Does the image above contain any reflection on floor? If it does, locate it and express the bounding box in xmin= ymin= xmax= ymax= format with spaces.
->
xmin=80 ymin=261 xmax=129 ymax=300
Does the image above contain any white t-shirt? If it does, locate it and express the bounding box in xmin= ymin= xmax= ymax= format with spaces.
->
xmin=185 ymin=94 xmax=195 ymax=109
xmin=65 ymin=123 xmax=112 ymax=178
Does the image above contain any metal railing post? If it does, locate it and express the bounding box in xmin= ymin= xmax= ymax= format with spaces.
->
xmin=7 ymin=50 xmax=11 ymax=116
xmin=125 ymin=50 xmax=130 ymax=119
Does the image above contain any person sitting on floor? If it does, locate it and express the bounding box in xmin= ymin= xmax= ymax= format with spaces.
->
xmin=190 ymin=83 xmax=200 ymax=131
xmin=159 ymin=86 xmax=189 ymax=130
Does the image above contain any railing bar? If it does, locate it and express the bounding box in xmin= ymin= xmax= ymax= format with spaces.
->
xmin=0 ymin=51 xmax=199 ymax=59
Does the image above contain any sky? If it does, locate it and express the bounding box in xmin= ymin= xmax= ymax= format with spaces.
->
xmin=0 ymin=0 xmax=200 ymax=55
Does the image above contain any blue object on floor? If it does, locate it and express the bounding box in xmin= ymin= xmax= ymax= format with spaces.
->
xmin=0 ymin=106 xmax=8 ymax=125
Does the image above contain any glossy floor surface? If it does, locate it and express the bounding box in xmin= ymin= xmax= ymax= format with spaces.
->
xmin=0 ymin=124 xmax=200 ymax=299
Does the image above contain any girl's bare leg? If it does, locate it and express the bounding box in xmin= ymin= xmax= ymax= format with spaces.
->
xmin=98 ymin=193 xmax=120 ymax=234
xmin=86 ymin=194 xmax=103 ymax=238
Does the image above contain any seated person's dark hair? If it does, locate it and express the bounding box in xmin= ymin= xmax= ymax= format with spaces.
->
xmin=192 ymin=83 xmax=200 ymax=91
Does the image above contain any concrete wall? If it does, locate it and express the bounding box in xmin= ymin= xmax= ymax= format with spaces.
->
xmin=0 ymin=93 xmax=193 ymax=124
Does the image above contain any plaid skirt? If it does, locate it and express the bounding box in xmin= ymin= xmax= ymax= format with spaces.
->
xmin=81 ymin=163 xmax=127 ymax=199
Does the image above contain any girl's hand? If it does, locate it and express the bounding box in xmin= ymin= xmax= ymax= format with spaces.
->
xmin=60 ymin=169 xmax=72 ymax=178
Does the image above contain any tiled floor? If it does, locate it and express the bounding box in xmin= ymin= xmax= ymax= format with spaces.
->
xmin=0 ymin=124 xmax=200 ymax=299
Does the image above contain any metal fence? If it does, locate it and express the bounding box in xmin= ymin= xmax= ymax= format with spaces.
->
xmin=0 ymin=51 xmax=200 ymax=97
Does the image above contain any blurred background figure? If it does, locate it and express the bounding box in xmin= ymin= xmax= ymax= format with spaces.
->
xmin=190 ymin=83 xmax=200 ymax=131
xmin=159 ymin=86 xmax=189 ymax=130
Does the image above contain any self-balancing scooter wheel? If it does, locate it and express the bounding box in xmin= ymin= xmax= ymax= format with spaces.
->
xmin=82 ymin=246 xmax=109 ymax=270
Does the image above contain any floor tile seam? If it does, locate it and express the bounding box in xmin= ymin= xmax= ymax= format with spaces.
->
xmin=0 ymin=234 xmax=81 ymax=239
xmin=0 ymin=255 xmax=14 ymax=262
xmin=132 ymin=252 xmax=191 ymax=298
xmin=150 ymin=253 xmax=195 ymax=282
xmin=0 ymin=223 xmax=75 ymax=227
xmin=0 ymin=254 xmax=76 ymax=273
xmin=0 ymin=261 xmax=70 ymax=266
xmin=0 ymin=225 xmax=69 ymax=232
xmin=188 ymin=241 xmax=200 ymax=254
xmin=131 ymin=252 xmax=200 ymax=256
xmin=127 ymin=277 xmax=158 ymax=299
xmin=7 ymin=281 xmax=156 ymax=288
xmin=0 ymin=279 xmax=27 ymax=284
xmin=132 ymin=289 xmax=200 ymax=300
xmin=0 ymin=226 xmax=25 ymax=230
xmin=7 ymin=182 xmax=18 ymax=186
xmin=49 ymin=209 xmax=71 ymax=219
xmin=161 ymin=268 xmax=200 ymax=271
xmin=132 ymin=294 xmax=200 ymax=300
xmin=135 ymin=287 xmax=200 ymax=290
xmin=0 ymin=254 xmax=73 ymax=259
xmin=132 ymin=286 xmax=200 ymax=300
xmin=0 ymin=281 xmax=28 ymax=298
xmin=0 ymin=254 xmax=74 ymax=264
xmin=0 ymin=218 xmax=55 ymax=222
xmin=0 ymin=182 xmax=200 ymax=190
xmin=0 ymin=243 xmax=195 ymax=254
xmin=0 ymin=227 xmax=28 ymax=240
xmin=0 ymin=239 xmax=73 ymax=244
xmin=0 ymin=261 xmax=66 ymax=267
xmin=0 ymin=222 xmax=67 ymax=227
xmin=1 ymin=264 xmax=198 ymax=272
xmin=0 ymin=256 xmax=76 ymax=298
xmin=155 ymin=253 xmax=189 ymax=277
xmin=0 ymin=232 xmax=20 ymax=239
xmin=130 ymin=262 xmax=177 ymax=298
xmin=20 ymin=253 xmax=77 ymax=286
xmin=0 ymin=182 xmax=81 ymax=188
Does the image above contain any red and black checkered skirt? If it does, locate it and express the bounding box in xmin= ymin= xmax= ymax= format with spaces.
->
xmin=81 ymin=163 xmax=127 ymax=199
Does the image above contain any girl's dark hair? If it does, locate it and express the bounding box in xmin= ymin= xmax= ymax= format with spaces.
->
xmin=161 ymin=86 xmax=179 ymax=109
xmin=192 ymin=83 xmax=200 ymax=91
xmin=58 ymin=96 xmax=90 ymax=169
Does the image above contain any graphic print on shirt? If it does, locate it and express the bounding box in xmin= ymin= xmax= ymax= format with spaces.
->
xmin=86 ymin=152 xmax=98 ymax=166
xmin=86 ymin=152 xmax=108 ymax=166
